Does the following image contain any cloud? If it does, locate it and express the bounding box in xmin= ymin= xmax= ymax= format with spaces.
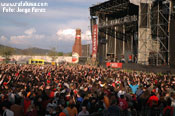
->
xmin=0 ymin=0 xmax=106 ymax=52
xmin=1 ymin=27 xmax=91 ymax=52
xmin=0 ymin=28 xmax=45 ymax=48
xmin=58 ymin=19 xmax=90 ymax=32
xmin=10 ymin=34 xmax=45 ymax=45
xmin=56 ymin=28 xmax=75 ymax=41
xmin=0 ymin=35 xmax=7 ymax=41
xmin=56 ymin=28 xmax=91 ymax=41
xmin=24 ymin=28 xmax=36 ymax=35
xmin=82 ymin=30 xmax=91 ymax=41
xmin=10 ymin=35 xmax=30 ymax=44
xmin=0 ymin=35 xmax=8 ymax=45
xmin=56 ymin=28 xmax=91 ymax=52
xmin=57 ymin=29 xmax=75 ymax=36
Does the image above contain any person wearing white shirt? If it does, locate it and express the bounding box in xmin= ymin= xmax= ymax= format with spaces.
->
xmin=3 ymin=108 xmax=14 ymax=116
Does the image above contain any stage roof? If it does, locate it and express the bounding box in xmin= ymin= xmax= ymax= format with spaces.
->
xmin=90 ymin=0 xmax=138 ymax=16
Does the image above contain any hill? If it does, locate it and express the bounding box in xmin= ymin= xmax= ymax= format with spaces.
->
xmin=22 ymin=47 xmax=51 ymax=55
xmin=0 ymin=44 xmax=57 ymax=55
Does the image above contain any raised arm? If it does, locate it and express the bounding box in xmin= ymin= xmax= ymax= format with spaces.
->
xmin=137 ymin=78 xmax=140 ymax=85
xmin=0 ymin=75 xmax=4 ymax=85
xmin=127 ymin=78 xmax=131 ymax=85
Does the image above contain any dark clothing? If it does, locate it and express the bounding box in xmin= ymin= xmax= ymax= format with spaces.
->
xmin=107 ymin=105 xmax=121 ymax=116
xmin=10 ymin=104 xmax=24 ymax=116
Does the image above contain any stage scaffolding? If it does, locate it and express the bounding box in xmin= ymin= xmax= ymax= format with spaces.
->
xmin=138 ymin=0 xmax=173 ymax=66
xmin=90 ymin=0 xmax=138 ymax=64
xmin=90 ymin=0 xmax=174 ymax=66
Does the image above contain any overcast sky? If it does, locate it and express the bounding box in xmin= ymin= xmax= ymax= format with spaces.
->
xmin=0 ymin=0 xmax=106 ymax=52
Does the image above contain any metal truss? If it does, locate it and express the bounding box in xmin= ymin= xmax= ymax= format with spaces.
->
xmin=90 ymin=0 xmax=138 ymax=62
xmin=138 ymin=0 xmax=171 ymax=65
xmin=90 ymin=0 xmax=130 ymax=16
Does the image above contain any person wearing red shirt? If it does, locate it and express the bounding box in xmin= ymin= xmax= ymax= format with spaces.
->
xmin=147 ymin=93 xmax=159 ymax=107
xmin=163 ymin=98 xmax=174 ymax=116
xmin=118 ymin=95 xmax=128 ymax=111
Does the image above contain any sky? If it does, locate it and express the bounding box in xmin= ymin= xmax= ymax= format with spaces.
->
xmin=0 ymin=0 xmax=106 ymax=53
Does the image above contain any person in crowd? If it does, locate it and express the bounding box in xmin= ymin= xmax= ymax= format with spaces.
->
xmin=107 ymin=96 xmax=121 ymax=116
xmin=66 ymin=99 xmax=78 ymax=116
xmin=10 ymin=99 xmax=24 ymax=116
xmin=0 ymin=63 xmax=174 ymax=116
xmin=2 ymin=102 xmax=14 ymax=116
xmin=127 ymin=78 xmax=140 ymax=94
xmin=58 ymin=102 xmax=69 ymax=116
xmin=78 ymin=106 xmax=89 ymax=116
xmin=163 ymin=98 xmax=174 ymax=116
xmin=118 ymin=95 xmax=128 ymax=115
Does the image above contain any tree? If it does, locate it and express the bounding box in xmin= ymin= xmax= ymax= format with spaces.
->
xmin=58 ymin=52 xmax=63 ymax=56
xmin=48 ymin=47 xmax=58 ymax=61
xmin=2 ymin=47 xmax=14 ymax=63
xmin=68 ymin=52 xmax=72 ymax=56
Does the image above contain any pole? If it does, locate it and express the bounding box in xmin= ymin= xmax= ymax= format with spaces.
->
xmin=156 ymin=3 xmax=160 ymax=66
xmin=106 ymin=17 xmax=108 ymax=60
xmin=168 ymin=0 xmax=172 ymax=65
xmin=131 ymin=33 xmax=134 ymax=63
xmin=114 ymin=26 xmax=117 ymax=62
xmin=123 ymin=25 xmax=125 ymax=56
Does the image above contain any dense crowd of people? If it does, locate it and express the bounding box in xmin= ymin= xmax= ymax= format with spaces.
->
xmin=0 ymin=63 xmax=175 ymax=116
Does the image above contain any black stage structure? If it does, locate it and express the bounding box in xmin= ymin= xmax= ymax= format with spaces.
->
xmin=90 ymin=0 xmax=175 ymax=68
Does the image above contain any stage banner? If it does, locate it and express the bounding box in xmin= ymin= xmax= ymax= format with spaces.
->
xmin=106 ymin=62 xmax=123 ymax=68
xmin=92 ymin=24 xmax=98 ymax=59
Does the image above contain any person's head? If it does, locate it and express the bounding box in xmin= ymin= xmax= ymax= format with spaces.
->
xmin=59 ymin=103 xmax=65 ymax=110
xmin=68 ymin=98 xmax=75 ymax=108
xmin=151 ymin=92 xmax=156 ymax=96
xmin=2 ymin=105 xmax=7 ymax=111
xmin=2 ymin=102 xmax=10 ymax=111
xmin=82 ymin=106 xmax=87 ymax=112
xmin=166 ymin=97 xmax=172 ymax=106
xmin=120 ymin=95 xmax=125 ymax=99
xmin=171 ymin=92 xmax=175 ymax=99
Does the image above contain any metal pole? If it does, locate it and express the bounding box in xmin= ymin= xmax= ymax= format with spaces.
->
xmin=123 ymin=25 xmax=125 ymax=56
xmin=86 ymin=44 xmax=88 ymax=57
xmin=131 ymin=33 xmax=133 ymax=61
xmin=96 ymin=15 xmax=99 ymax=62
xmin=168 ymin=0 xmax=172 ymax=65
xmin=114 ymin=26 xmax=117 ymax=62
xmin=106 ymin=17 xmax=108 ymax=59
xmin=156 ymin=3 xmax=160 ymax=66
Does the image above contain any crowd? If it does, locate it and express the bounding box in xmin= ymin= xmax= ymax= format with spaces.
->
xmin=0 ymin=63 xmax=175 ymax=116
